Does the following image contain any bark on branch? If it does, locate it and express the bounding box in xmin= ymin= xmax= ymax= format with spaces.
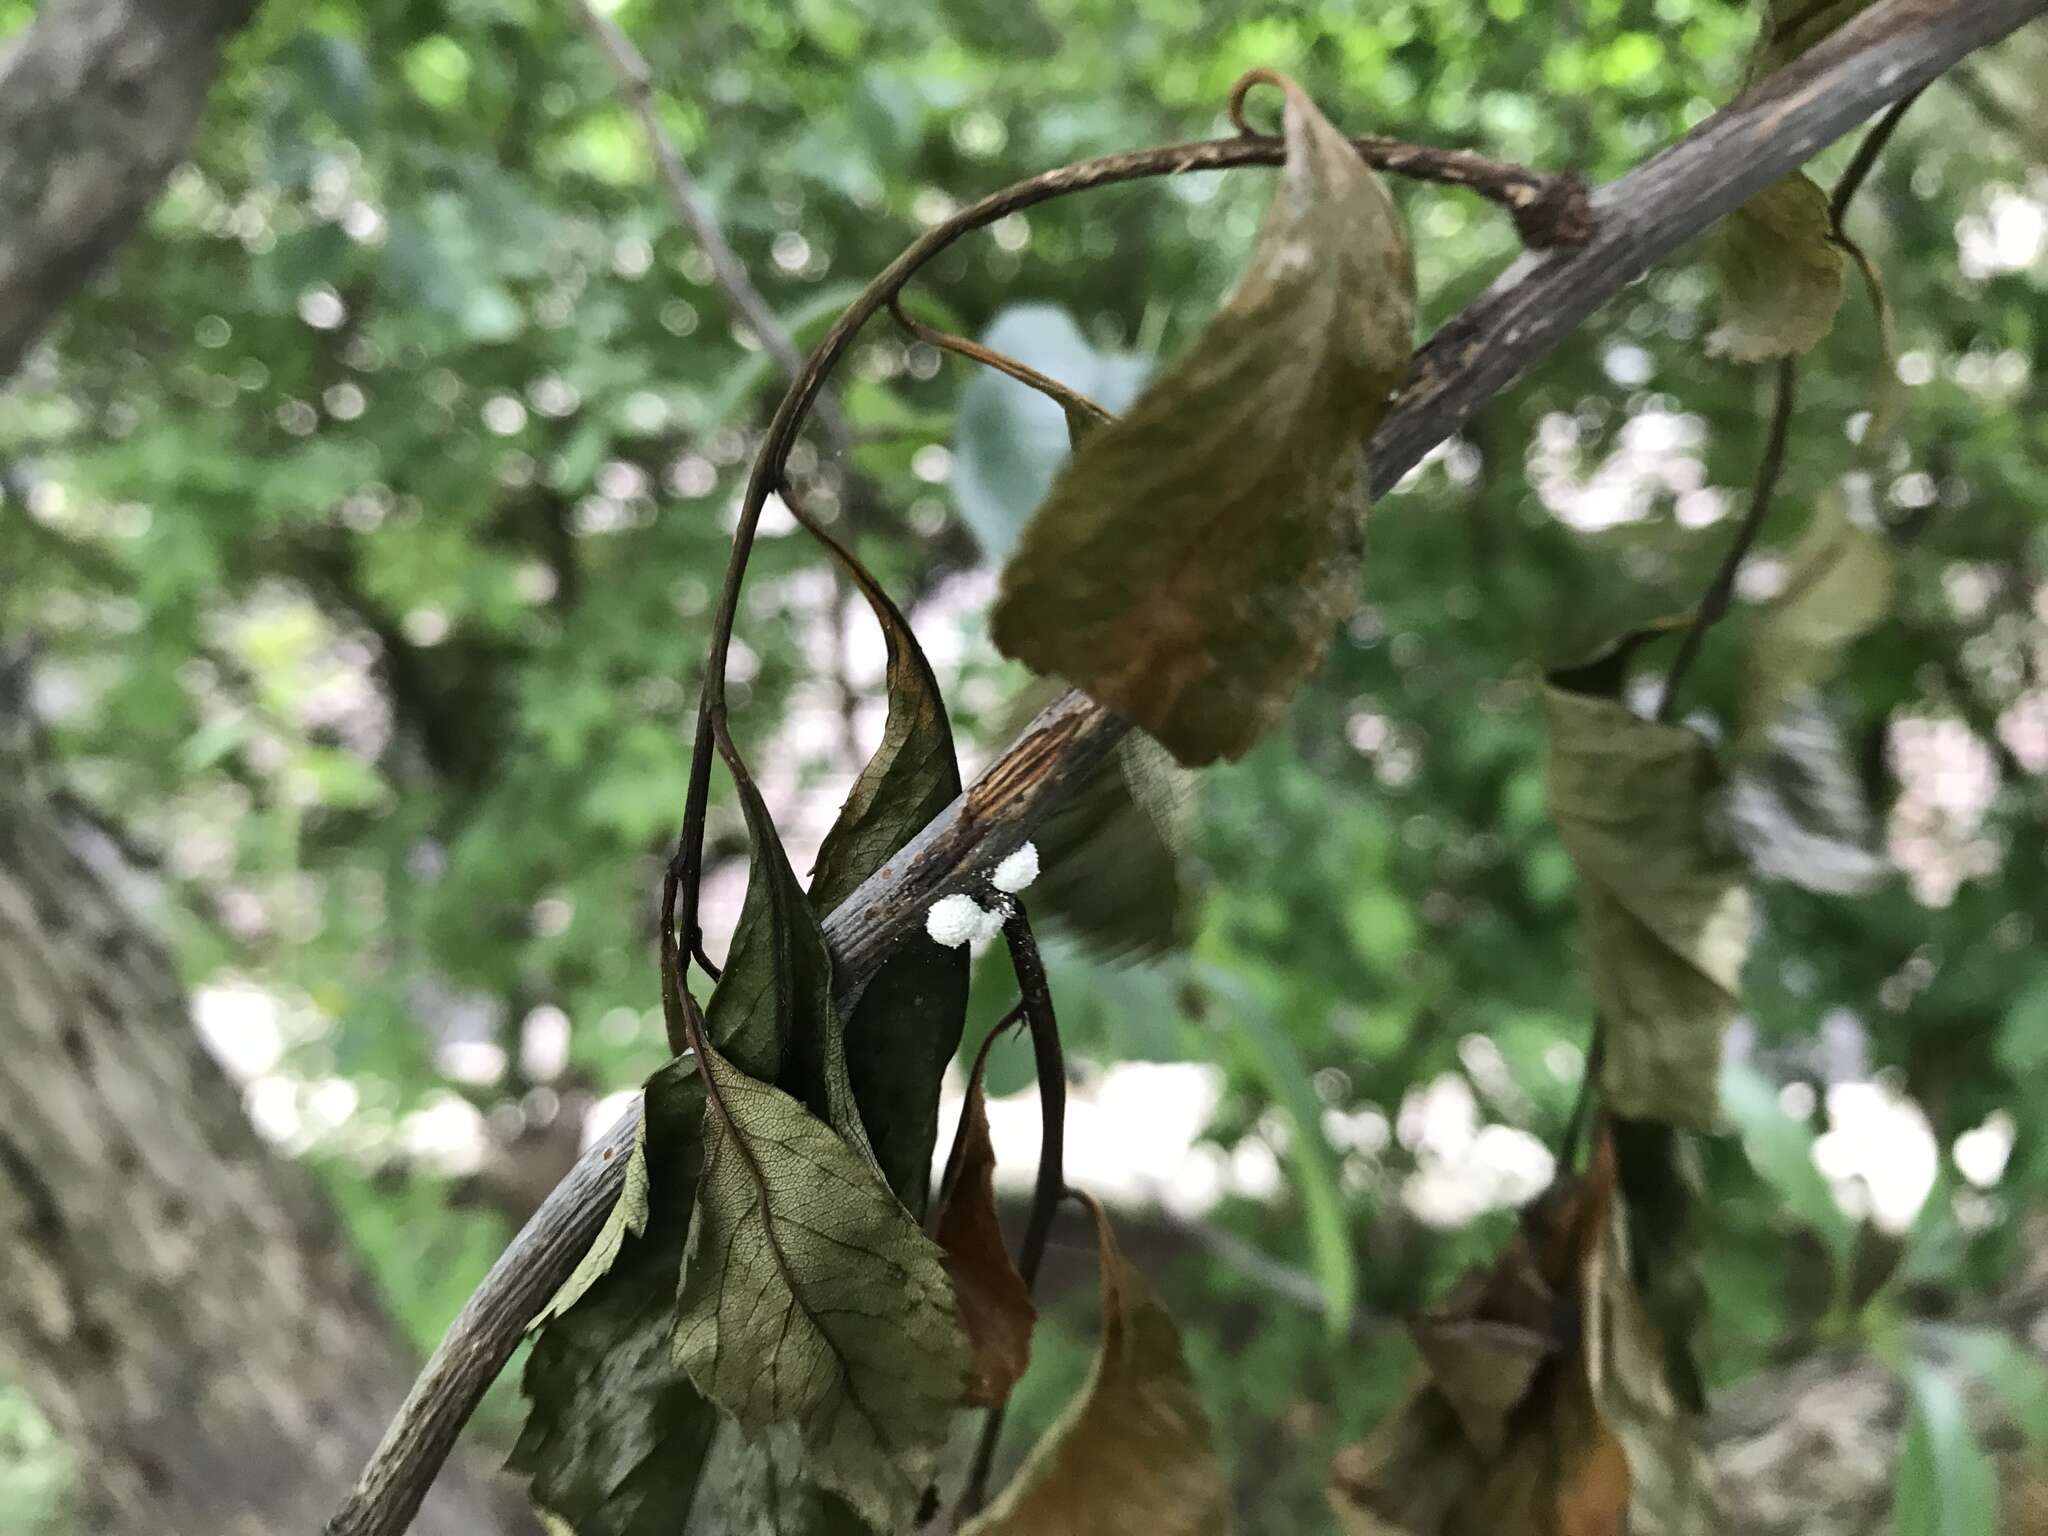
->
xmin=329 ymin=1 xmax=2048 ymax=1531
xmin=0 ymin=0 xmax=257 ymax=378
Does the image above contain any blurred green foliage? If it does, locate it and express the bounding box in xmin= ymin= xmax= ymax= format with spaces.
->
xmin=3 ymin=0 xmax=2047 ymax=1528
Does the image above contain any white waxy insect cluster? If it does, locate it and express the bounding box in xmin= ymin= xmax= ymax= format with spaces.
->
xmin=925 ymin=893 xmax=1002 ymax=949
xmin=990 ymin=841 xmax=1039 ymax=894
xmin=924 ymin=842 xmax=1040 ymax=948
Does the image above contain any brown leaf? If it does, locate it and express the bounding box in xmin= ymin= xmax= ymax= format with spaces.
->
xmin=988 ymin=70 xmax=1414 ymax=766
xmin=933 ymin=1026 xmax=1035 ymax=1407
xmin=962 ymin=1192 xmax=1228 ymax=1536
xmin=1330 ymin=1134 xmax=1688 ymax=1536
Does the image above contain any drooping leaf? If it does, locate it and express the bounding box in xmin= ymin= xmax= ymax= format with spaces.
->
xmin=989 ymin=72 xmax=1415 ymax=766
xmin=673 ymin=1041 xmax=968 ymax=1535
xmin=512 ymin=1060 xmax=720 ymax=1536
xmin=963 ymin=1193 xmax=1228 ymax=1536
xmin=1004 ymin=676 xmax=1196 ymax=960
xmin=1896 ymin=1360 xmax=2000 ymax=1536
xmin=1544 ymin=680 xmax=1752 ymax=1126
xmin=1328 ymin=1136 xmax=1716 ymax=1535
xmin=933 ymin=1026 xmax=1036 ymax=1407
xmin=1742 ymin=479 xmax=1895 ymax=746
xmin=706 ymin=764 xmax=852 ymax=1127
xmin=949 ymin=304 xmax=1152 ymax=561
xmin=1706 ymin=174 xmax=1843 ymax=363
xmin=800 ymin=504 xmax=969 ymax=1214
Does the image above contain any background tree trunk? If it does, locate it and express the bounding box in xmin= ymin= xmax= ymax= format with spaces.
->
xmin=0 ymin=775 xmax=533 ymax=1535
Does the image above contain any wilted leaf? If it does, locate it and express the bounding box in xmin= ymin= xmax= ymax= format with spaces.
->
xmin=933 ymin=1027 xmax=1036 ymax=1407
xmin=963 ymin=1193 xmax=1228 ymax=1536
xmin=950 ymin=304 xmax=1152 ymax=561
xmin=674 ymin=1042 xmax=968 ymax=1534
xmin=1706 ymin=174 xmax=1843 ymax=363
xmin=1331 ymin=1136 xmax=1716 ymax=1535
xmin=802 ymin=505 xmax=970 ymax=1213
xmin=513 ymin=1061 xmax=721 ymax=1536
xmin=989 ymin=72 xmax=1414 ymax=766
xmin=1544 ymin=680 xmax=1752 ymax=1126
xmin=705 ymin=764 xmax=854 ymax=1130
xmin=1742 ymin=479 xmax=1895 ymax=745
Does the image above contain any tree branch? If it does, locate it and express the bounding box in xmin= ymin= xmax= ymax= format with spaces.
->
xmin=326 ymin=3 xmax=2048 ymax=1531
xmin=0 ymin=0 xmax=258 ymax=378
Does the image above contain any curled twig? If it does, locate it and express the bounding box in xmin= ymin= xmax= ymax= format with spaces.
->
xmin=887 ymin=296 xmax=1114 ymax=426
xmin=665 ymin=114 xmax=1594 ymax=981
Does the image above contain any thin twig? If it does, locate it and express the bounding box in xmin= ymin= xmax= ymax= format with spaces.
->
xmin=1829 ymin=89 xmax=1924 ymax=226
xmin=1659 ymin=86 xmax=1921 ymax=723
xmin=325 ymin=10 xmax=2048 ymax=1529
xmin=1658 ymin=357 xmax=1799 ymax=720
xmin=958 ymin=901 xmax=1067 ymax=1518
xmin=888 ymin=296 xmax=1114 ymax=426
xmin=568 ymin=2 xmax=804 ymax=384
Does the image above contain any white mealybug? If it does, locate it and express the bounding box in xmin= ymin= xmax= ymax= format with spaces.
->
xmin=926 ymin=893 xmax=993 ymax=948
xmin=989 ymin=840 xmax=1040 ymax=894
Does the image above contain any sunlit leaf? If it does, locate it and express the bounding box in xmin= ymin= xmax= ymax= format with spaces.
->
xmin=674 ymin=1042 xmax=968 ymax=1534
xmin=1896 ymin=1360 xmax=1999 ymax=1536
xmin=802 ymin=507 xmax=969 ymax=1213
xmin=1706 ymin=174 xmax=1842 ymax=363
xmin=1544 ymin=680 xmax=1752 ymax=1126
xmin=512 ymin=1061 xmax=719 ymax=1536
xmin=1720 ymin=1059 xmax=1857 ymax=1276
xmin=963 ymin=1193 xmax=1228 ymax=1536
xmin=949 ymin=304 xmax=1151 ymax=561
xmin=989 ymin=72 xmax=1414 ymax=765
xmin=933 ymin=1026 xmax=1035 ymax=1406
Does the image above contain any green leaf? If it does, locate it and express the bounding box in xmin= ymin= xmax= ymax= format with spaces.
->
xmin=512 ymin=1060 xmax=720 ymax=1536
xmin=962 ymin=1195 xmax=1228 ymax=1536
xmin=949 ymin=304 xmax=1151 ymax=561
xmin=801 ymin=510 xmax=970 ymax=1214
xmin=1896 ymin=1360 xmax=1999 ymax=1536
xmin=989 ymin=73 xmax=1414 ymax=766
xmin=1720 ymin=1059 xmax=1856 ymax=1271
xmin=1544 ymin=678 xmax=1751 ymax=1126
xmin=1706 ymin=174 xmax=1843 ymax=364
xmin=1211 ymin=970 xmax=1355 ymax=1341
xmin=673 ymin=1042 xmax=969 ymax=1534
xmin=1926 ymin=1325 xmax=2048 ymax=1452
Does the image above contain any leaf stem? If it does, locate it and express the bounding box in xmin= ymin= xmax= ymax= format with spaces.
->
xmin=957 ymin=901 xmax=1067 ymax=1518
xmin=1658 ymin=357 xmax=1798 ymax=722
xmin=888 ymin=297 xmax=1113 ymax=426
